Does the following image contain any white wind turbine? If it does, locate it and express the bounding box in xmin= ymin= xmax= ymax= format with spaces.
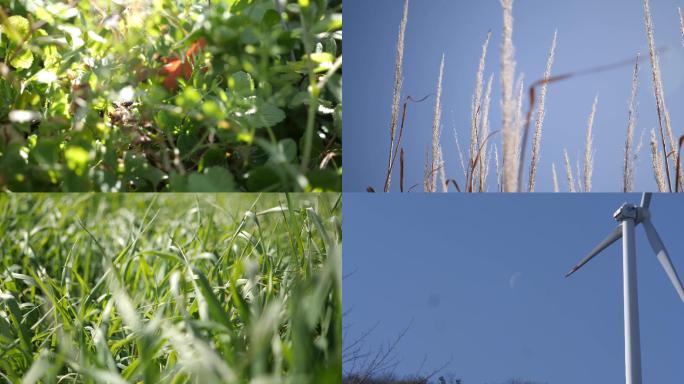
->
xmin=565 ymin=193 xmax=684 ymax=384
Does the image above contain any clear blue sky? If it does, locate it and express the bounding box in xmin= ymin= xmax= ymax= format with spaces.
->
xmin=343 ymin=0 xmax=684 ymax=192
xmin=343 ymin=194 xmax=684 ymax=383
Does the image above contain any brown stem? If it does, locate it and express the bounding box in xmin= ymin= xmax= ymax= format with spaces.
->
xmin=676 ymin=135 xmax=684 ymax=192
xmin=400 ymin=147 xmax=405 ymax=193
xmin=516 ymin=51 xmax=659 ymax=192
xmin=445 ymin=179 xmax=462 ymax=192
xmin=466 ymin=130 xmax=501 ymax=192
xmin=383 ymin=95 xmax=430 ymax=192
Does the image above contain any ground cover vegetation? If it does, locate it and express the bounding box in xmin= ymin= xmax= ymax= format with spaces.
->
xmin=0 ymin=193 xmax=342 ymax=383
xmin=0 ymin=0 xmax=342 ymax=192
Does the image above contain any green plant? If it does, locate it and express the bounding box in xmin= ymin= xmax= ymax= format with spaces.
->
xmin=0 ymin=193 xmax=342 ymax=383
xmin=0 ymin=0 xmax=341 ymax=192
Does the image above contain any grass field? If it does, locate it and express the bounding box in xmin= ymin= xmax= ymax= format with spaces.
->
xmin=0 ymin=193 xmax=341 ymax=383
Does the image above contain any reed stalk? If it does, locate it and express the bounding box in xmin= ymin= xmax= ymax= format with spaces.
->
xmin=384 ymin=0 xmax=409 ymax=192
xmin=650 ymin=129 xmax=668 ymax=191
xmin=500 ymin=0 xmax=518 ymax=192
xmin=583 ymin=95 xmax=598 ymax=192
xmin=563 ymin=149 xmax=576 ymax=192
xmin=552 ymin=163 xmax=560 ymax=192
xmin=528 ymin=31 xmax=557 ymax=191
xmin=470 ymin=31 xmax=492 ymax=190
xmin=429 ymin=54 xmax=445 ymax=192
xmin=478 ymin=75 xmax=495 ymax=191
xmin=624 ymin=55 xmax=639 ymax=192
xmin=643 ymin=0 xmax=676 ymax=191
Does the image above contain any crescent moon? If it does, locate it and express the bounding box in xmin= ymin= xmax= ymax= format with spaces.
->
xmin=509 ymin=272 xmax=523 ymax=288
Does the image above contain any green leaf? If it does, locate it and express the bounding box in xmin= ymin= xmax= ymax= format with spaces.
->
xmin=10 ymin=50 xmax=34 ymax=69
xmin=188 ymin=167 xmax=236 ymax=192
xmin=201 ymin=100 xmax=223 ymax=120
xmin=246 ymin=165 xmax=281 ymax=191
xmin=176 ymin=86 xmax=202 ymax=108
xmin=262 ymin=9 xmax=281 ymax=28
xmin=229 ymin=71 xmax=254 ymax=95
xmin=280 ymin=138 xmax=298 ymax=162
xmin=0 ymin=292 xmax=32 ymax=356
xmin=5 ymin=15 xmax=30 ymax=44
xmin=307 ymin=169 xmax=341 ymax=191
xmin=64 ymin=146 xmax=89 ymax=176
xmin=246 ymin=100 xmax=285 ymax=129
xmin=193 ymin=268 xmax=235 ymax=332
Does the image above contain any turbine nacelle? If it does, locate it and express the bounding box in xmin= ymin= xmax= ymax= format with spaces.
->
xmin=613 ymin=203 xmax=637 ymax=222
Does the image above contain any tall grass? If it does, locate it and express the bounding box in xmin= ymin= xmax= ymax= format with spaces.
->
xmin=583 ymin=95 xmax=598 ymax=192
xmin=528 ymin=31 xmax=557 ymax=192
xmin=624 ymin=55 xmax=640 ymax=192
xmin=469 ymin=31 xmax=492 ymax=192
xmin=563 ymin=149 xmax=576 ymax=192
xmin=0 ymin=193 xmax=341 ymax=383
xmin=650 ymin=129 xmax=668 ymax=191
xmin=643 ymin=0 xmax=678 ymax=191
xmin=678 ymin=7 xmax=684 ymax=46
xmin=478 ymin=75 xmax=495 ymax=191
xmin=551 ymin=163 xmax=560 ymax=192
xmin=377 ymin=0 xmax=684 ymax=192
xmin=384 ymin=0 xmax=410 ymax=193
xmin=427 ymin=55 xmax=445 ymax=192
xmin=500 ymin=0 xmax=518 ymax=192
xmin=679 ymin=7 xmax=684 ymax=46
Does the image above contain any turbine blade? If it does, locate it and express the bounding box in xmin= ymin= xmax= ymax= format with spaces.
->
xmin=565 ymin=225 xmax=622 ymax=277
xmin=640 ymin=193 xmax=652 ymax=209
xmin=642 ymin=219 xmax=684 ymax=303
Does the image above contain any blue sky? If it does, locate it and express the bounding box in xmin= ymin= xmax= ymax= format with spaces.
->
xmin=343 ymin=194 xmax=684 ymax=383
xmin=343 ymin=0 xmax=684 ymax=192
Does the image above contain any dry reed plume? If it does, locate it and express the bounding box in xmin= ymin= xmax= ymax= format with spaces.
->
xmin=643 ymin=0 xmax=678 ymax=191
xmin=427 ymin=55 xmax=445 ymax=192
xmin=650 ymin=129 xmax=668 ymax=191
xmin=477 ymin=75 xmax=495 ymax=191
xmin=384 ymin=0 xmax=409 ymax=192
xmin=624 ymin=55 xmax=640 ymax=192
xmin=563 ymin=149 xmax=576 ymax=193
xmin=679 ymin=7 xmax=684 ymax=46
xmin=374 ymin=0 xmax=684 ymax=193
xmin=500 ymin=0 xmax=518 ymax=192
xmin=552 ymin=163 xmax=560 ymax=192
xmin=582 ymin=96 xmax=598 ymax=192
xmin=528 ymin=31 xmax=557 ymax=192
xmin=469 ymin=31 xmax=492 ymax=192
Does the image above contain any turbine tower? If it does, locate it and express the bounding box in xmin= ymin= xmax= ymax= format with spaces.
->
xmin=565 ymin=193 xmax=684 ymax=384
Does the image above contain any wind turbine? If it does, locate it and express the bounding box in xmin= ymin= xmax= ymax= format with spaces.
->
xmin=565 ymin=193 xmax=684 ymax=384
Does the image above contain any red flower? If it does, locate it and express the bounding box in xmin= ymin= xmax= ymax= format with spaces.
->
xmin=159 ymin=38 xmax=207 ymax=91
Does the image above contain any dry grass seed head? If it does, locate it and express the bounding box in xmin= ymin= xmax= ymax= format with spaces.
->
xmin=643 ymin=0 xmax=676 ymax=191
xmin=552 ymin=162 xmax=560 ymax=192
xmin=583 ymin=95 xmax=598 ymax=192
xmin=478 ymin=74 xmax=495 ymax=191
xmin=430 ymin=54 xmax=446 ymax=192
xmin=563 ymin=148 xmax=576 ymax=192
xmin=528 ymin=30 xmax=557 ymax=192
xmin=470 ymin=31 xmax=492 ymax=169
xmin=500 ymin=0 xmax=518 ymax=192
xmin=650 ymin=128 xmax=668 ymax=191
xmin=679 ymin=7 xmax=684 ymax=47
xmin=624 ymin=55 xmax=639 ymax=192
xmin=384 ymin=0 xmax=410 ymax=192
